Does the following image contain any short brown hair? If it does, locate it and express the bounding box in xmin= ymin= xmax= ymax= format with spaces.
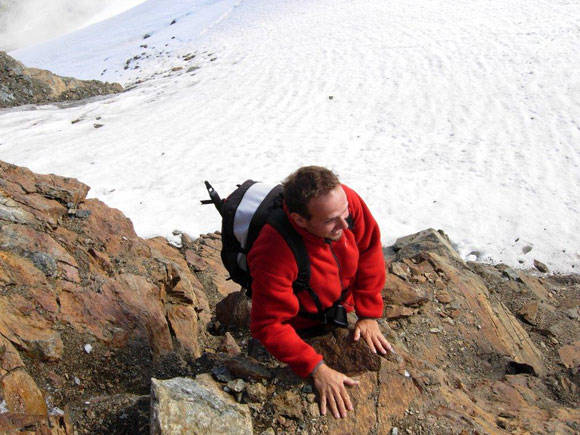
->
xmin=283 ymin=166 xmax=340 ymax=218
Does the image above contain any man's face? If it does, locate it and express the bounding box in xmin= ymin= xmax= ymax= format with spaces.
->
xmin=291 ymin=186 xmax=350 ymax=241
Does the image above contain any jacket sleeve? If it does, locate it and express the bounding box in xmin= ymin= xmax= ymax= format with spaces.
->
xmin=343 ymin=185 xmax=386 ymax=318
xmin=248 ymin=225 xmax=323 ymax=377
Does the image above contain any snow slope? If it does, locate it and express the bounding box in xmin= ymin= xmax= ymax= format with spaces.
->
xmin=2 ymin=0 xmax=580 ymax=273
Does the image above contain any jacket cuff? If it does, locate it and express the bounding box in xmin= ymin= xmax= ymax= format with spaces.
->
xmin=309 ymin=360 xmax=324 ymax=377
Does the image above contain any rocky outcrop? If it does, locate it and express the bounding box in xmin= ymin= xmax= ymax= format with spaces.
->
xmin=0 ymin=51 xmax=123 ymax=108
xmin=0 ymin=160 xmax=211 ymax=432
xmin=182 ymin=227 xmax=580 ymax=435
xmin=1 ymin=160 xmax=579 ymax=434
xmin=150 ymin=375 xmax=253 ymax=434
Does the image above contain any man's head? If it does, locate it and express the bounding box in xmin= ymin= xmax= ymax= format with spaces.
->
xmin=283 ymin=166 xmax=349 ymax=241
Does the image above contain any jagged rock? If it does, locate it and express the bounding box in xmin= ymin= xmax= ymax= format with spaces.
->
xmin=384 ymin=305 xmax=416 ymax=320
xmin=204 ymin=352 xmax=273 ymax=381
xmin=519 ymin=301 xmax=539 ymax=325
xmin=534 ymin=260 xmax=550 ymax=273
xmin=0 ymin=160 xmax=212 ymax=429
xmin=389 ymin=262 xmax=410 ymax=280
xmin=392 ymin=229 xmax=462 ymax=263
xmin=215 ymin=290 xmax=252 ymax=330
xmin=246 ymin=383 xmax=268 ymax=402
xmin=188 ymin=233 xmax=240 ymax=302
xmin=227 ymin=378 xmax=247 ymax=393
xmin=0 ymin=51 xmax=122 ymax=108
xmin=0 ymin=369 xmax=47 ymax=415
xmin=390 ymin=229 xmax=545 ymax=377
xmin=565 ymin=308 xmax=579 ymax=320
xmin=435 ymin=290 xmax=452 ymax=304
xmin=150 ymin=375 xmax=252 ymax=435
xmin=0 ymin=336 xmax=24 ymax=375
xmin=558 ymin=342 xmax=580 ymax=369
xmin=271 ymin=391 xmax=303 ymax=419
xmin=383 ymin=273 xmax=428 ymax=306
xmin=221 ymin=332 xmax=242 ymax=356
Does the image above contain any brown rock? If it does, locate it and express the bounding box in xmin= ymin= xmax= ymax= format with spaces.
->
xmin=308 ymin=327 xmax=381 ymax=375
xmin=327 ymin=371 xmax=378 ymax=434
xmin=185 ymin=249 xmax=209 ymax=271
xmin=216 ymin=291 xmax=252 ymax=330
xmin=1 ymin=369 xmax=48 ymax=415
xmin=389 ymin=262 xmax=410 ymax=280
xmin=88 ymin=248 xmax=114 ymax=274
xmin=246 ymin=383 xmax=268 ymax=403
xmin=384 ymin=305 xmax=416 ymax=320
xmin=519 ymin=301 xmax=539 ymax=325
xmin=378 ymin=361 xmax=419 ymax=423
xmin=271 ymin=391 xmax=303 ymax=419
xmin=115 ymin=274 xmax=173 ymax=356
xmin=393 ymin=229 xmax=464 ymax=263
xmin=383 ymin=273 xmax=428 ymax=306
xmin=223 ymin=355 xmax=273 ymax=381
xmin=533 ymin=260 xmax=549 ymax=273
xmin=558 ymin=341 xmax=580 ymax=369
xmin=0 ymin=335 xmax=24 ymax=375
xmin=435 ymin=290 xmax=452 ymax=304
xmin=0 ymin=296 xmax=63 ymax=361
xmin=166 ymin=304 xmax=200 ymax=358
xmin=221 ymin=332 xmax=242 ymax=356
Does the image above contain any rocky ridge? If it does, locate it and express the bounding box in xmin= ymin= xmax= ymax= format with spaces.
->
xmin=0 ymin=52 xmax=123 ymax=108
xmin=0 ymin=160 xmax=579 ymax=434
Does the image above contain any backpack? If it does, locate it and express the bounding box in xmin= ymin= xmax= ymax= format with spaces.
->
xmin=202 ymin=180 xmax=348 ymax=326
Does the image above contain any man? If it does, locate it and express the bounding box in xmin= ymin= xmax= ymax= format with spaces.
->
xmin=248 ymin=166 xmax=392 ymax=419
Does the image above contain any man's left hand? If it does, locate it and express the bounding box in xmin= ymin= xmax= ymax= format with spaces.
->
xmin=353 ymin=318 xmax=393 ymax=355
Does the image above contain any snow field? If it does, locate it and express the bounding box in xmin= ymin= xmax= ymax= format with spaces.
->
xmin=2 ymin=0 xmax=580 ymax=273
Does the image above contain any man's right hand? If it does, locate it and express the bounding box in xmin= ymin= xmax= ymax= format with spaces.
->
xmin=312 ymin=363 xmax=359 ymax=418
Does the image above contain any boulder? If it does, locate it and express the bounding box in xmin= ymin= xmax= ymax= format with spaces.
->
xmin=215 ymin=290 xmax=252 ymax=330
xmin=150 ymin=375 xmax=252 ymax=434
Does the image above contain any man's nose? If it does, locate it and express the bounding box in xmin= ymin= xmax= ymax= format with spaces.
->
xmin=338 ymin=216 xmax=349 ymax=230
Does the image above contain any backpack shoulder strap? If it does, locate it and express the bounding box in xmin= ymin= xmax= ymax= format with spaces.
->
xmin=267 ymin=208 xmax=324 ymax=317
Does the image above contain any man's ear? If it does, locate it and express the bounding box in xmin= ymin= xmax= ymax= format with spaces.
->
xmin=290 ymin=212 xmax=308 ymax=229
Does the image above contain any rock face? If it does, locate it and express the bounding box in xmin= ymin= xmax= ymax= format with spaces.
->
xmin=1 ymin=161 xmax=579 ymax=434
xmin=0 ymin=51 xmax=123 ymax=108
xmin=150 ymin=375 xmax=252 ymax=435
xmin=0 ymin=160 xmax=211 ymax=433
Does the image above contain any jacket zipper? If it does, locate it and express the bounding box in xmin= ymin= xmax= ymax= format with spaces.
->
xmin=326 ymin=240 xmax=345 ymax=292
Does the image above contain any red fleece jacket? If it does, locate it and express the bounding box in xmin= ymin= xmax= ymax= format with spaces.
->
xmin=248 ymin=184 xmax=386 ymax=377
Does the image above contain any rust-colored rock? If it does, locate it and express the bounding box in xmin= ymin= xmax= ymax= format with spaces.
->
xmin=383 ymin=273 xmax=428 ymax=306
xmin=166 ymin=304 xmax=201 ymax=358
xmin=519 ymin=301 xmax=539 ymax=325
xmin=0 ymin=335 xmax=24 ymax=375
xmin=1 ymin=369 xmax=48 ymax=415
xmin=558 ymin=341 xmax=580 ymax=369
xmin=384 ymin=305 xmax=416 ymax=320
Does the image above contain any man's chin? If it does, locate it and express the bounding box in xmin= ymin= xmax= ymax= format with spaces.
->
xmin=326 ymin=231 xmax=343 ymax=241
